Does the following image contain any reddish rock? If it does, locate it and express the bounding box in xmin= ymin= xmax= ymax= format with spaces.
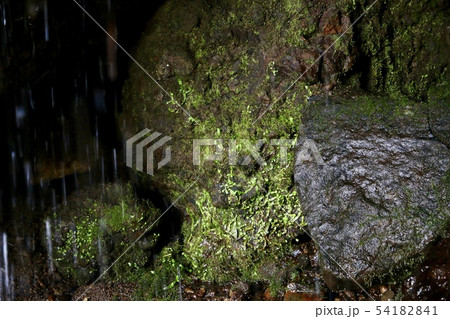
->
xmin=319 ymin=8 xmax=351 ymax=35
xmin=263 ymin=288 xmax=277 ymax=301
xmin=284 ymin=291 xmax=322 ymax=301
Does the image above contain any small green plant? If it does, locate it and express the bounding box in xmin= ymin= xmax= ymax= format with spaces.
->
xmin=52 ymin=183 xmax=160 ymax=285
xmin=133 ymin=243 xmax=187 ymax=300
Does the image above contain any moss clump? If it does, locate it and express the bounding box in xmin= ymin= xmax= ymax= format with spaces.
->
xmin=51 ymin=183 xmax=161 ymax=285
xmin=182 ymin=159 xmax=305 ymax=283
xmin=122 ymin=0 xmax=324 ymax=284
xmin=353 ymin=0 xmax=450 ymax=100
xmin=133 ymin=242 xmax=187 ymax=300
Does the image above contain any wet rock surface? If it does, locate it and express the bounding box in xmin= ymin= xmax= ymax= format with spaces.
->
xmin=294 ymin=95 xmax=450 ymax=288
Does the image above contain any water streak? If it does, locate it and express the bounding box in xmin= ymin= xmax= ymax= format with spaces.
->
xmin=43 ymin=0 xmax=49 ymax=42
xmin=1 ymin=232 xmax=11 ymax=300
xmin=112 ymin=148 xmax=117 ymax=181
xmin=45 ymin=219 xmax=54 ymax=273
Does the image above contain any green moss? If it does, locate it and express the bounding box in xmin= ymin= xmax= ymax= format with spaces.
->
xmin=120 ymin=0 xmax=325 ymax=285
xmin=52 ymin=183 xmax=161 ymax=285
xmin=182 ymin=159 xmax=305 ymax=282
xmin=133 ymin=242 xmax=186 ymax=300
xmin=356 ymin=0 xmax=449 ymax=100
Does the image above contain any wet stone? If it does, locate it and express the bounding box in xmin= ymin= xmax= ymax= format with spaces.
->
xmin=294 ymin=96 xmax=450 ymax=289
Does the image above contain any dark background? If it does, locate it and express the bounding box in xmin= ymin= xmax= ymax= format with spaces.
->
xmin=0 ymin=0 xmax=165 ymax=223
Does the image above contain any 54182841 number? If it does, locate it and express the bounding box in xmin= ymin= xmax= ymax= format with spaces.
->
xmin=376 ymin=306 xmax=438 ymax=316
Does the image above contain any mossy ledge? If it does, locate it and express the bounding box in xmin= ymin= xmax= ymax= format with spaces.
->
xmin=119 ymin=0 xmax=449 ymax=292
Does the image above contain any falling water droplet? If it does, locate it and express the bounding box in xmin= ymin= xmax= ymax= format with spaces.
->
xmin=71 ymin=226 xmax=78 ymax=266
xmin=45 ymin=219 xmax=54 ymax=273
xmin=43 ymin=0 xmax=49 ymax=42
xmin=2 ymin=232 xmax=10 ymax=300
xmin=28 ymin=88 xmax=35 ymax=110
xmin=101 ymin=156 xmax=105 ymax=185
xmin=1 ymin=1 xmax=6 ymax=27
xmin=85 ymin=144 xmax=90 ymax=163
xmin=61 ymin=177 xmax=67 ymax=206
xmin=94 ymin=117 xmax=99 ymax=160
xmin=15 ymin=104 xmax=26 ymax=128
xmin=51 ymin=188 xmax=56 ymax=212
xmin=50 ymin=86 xmax=55 ymax=109
xmin=113 ymin=148 xmax=117 ymax=181
xmin=24 ymin=161 xmax=33 ymax=188
xmin=88 ymin=165 xmax=92 ymax=185
xmin=24 ymin=161 xmax=34 ymax=209
xmin=11 ymin=151 xmax=16 ymax=189
xmin=0 ymin=252 xmax=3 ymax=300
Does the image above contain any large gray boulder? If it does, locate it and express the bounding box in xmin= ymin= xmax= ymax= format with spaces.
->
xmin=294 ymin=94 xmax=450 ymax=289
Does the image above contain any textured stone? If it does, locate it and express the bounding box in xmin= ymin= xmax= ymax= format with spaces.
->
xmin=294 ymin=96 xmax=450 ymax=289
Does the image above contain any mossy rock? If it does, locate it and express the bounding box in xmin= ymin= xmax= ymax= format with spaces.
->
xmin=294 ymin=90 xmax=450 ymax=289
xmin=121 ymin=0 xmax=449 ymax=284
xmin=121 ymin=0 xmax=341 ymax=283
xmin=49 ymin=183 xmax=161 ymax=286
xmin=353 ymin=0 xmax=450 ymax=99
